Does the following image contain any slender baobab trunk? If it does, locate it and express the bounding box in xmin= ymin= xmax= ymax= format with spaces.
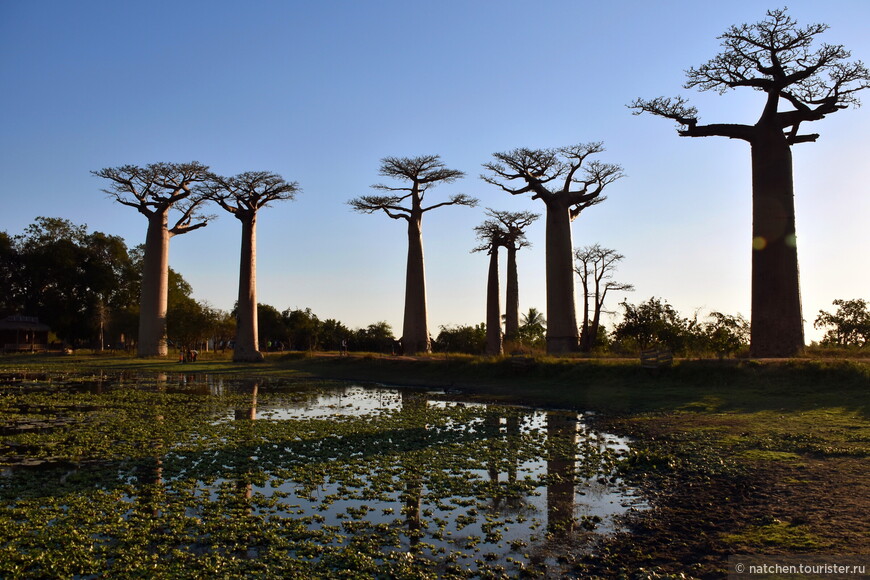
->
xmin=749 ymin=132 xmax=804 ymax=357
xmin=577 ymin=265 xmax=591 ymax=352
xmin=403 ymin=216 xmax=430 ymax=354
xmin=234 ymin=214 xmax=263 ymax=362
xmin=138 ymin=210 xmax=170 ymax=357
xmin=583 ymin=296 xmax=605 ymax=353
xmin=544 ymin=201 xmax=579 ymax=353
xmin=485 ymin=246 xmax=502 ymax=355
xmin=504 ymin=246 xmax=520 ymax=342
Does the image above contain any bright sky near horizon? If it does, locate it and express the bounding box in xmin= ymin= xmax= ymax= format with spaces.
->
xmin=1 ymin=0 xmax=868 ymax=343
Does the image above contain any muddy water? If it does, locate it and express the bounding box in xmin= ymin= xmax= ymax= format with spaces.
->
xmin=0 ymin=372 xmax=645 ymax=577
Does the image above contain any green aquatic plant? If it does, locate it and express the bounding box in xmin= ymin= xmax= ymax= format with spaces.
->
xmin=0 ymin=372 xmax=641 ymax=578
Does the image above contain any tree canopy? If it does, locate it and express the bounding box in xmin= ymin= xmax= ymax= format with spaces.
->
xmin=630 ymin=8 xmax=870 ymax=144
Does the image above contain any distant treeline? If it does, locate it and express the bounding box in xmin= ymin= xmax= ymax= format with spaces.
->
xmin=2 ymin=217 xmax=863 ymax=355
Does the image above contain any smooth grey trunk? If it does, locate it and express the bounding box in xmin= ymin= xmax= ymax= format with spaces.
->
xmin=403 ymin=216 xmax=430 ymax=354
xmin=749 ymin=132 xmax=804 ymax=357
xmin=485 ymin=246 xmax=502 ymax=355
xmin=138 ymin=210 xmax=170 ymax=357
xmin=544 ymin=201 xmax=579 ymax=353
xmin=234 ymin=214 xmax=264 ymax=362
xmin=504 ymin=246 xmax=520 ymax=341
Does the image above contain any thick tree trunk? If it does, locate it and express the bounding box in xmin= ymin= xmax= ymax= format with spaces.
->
xmin=138 ymin=210 xmax=170 ymax=357
xmin=485 ymin=246 xmax=502 ymax=355
xmin=234 ymin=214 xmax=264 ymax=362
xmin=402 ymin=217 xmax=430 ymax=354
xmin=546 ymin=412 xmax=578 ymax=537
xmin=749 ymin=133 xmax=804 ymax=357
xmin=544 ymin=202 xmax=579 ymax=353
xmin=504 ymin=246 xmax=520 ymax=342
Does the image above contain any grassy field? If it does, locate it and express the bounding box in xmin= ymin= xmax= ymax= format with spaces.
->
xmin=1 ymin=351 xmax=868 ymax=577
xmin=3 ymin=349 xmax=867 ymax=413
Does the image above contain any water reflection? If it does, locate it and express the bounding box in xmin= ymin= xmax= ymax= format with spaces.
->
xmin=0 ymin=372 xmax=645 ymax=577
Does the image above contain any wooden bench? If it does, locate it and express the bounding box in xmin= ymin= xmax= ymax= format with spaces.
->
xmin=640 ymin=349 xmax=673 ymax=370
xmin=509 ymin=356 xmax=536 ymax=370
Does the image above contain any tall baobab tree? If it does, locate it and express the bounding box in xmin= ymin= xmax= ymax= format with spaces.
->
xmin=202 ymin=171 xmax=300 ymax=362
xmin=472 ymin=216 xmax=507 ymax=356
xmin=473 ymin=209 xmax=539 ymax=354
xmin=574 ymin=244 xmax=634 ymax=352
xmin=630 ymin=8 xmax=869 ymax=357
xmin=490 ymin=210 xmax=538 ymax=343
xmin=94 ymin=162 xmax=212 ymax=356
xmin=482 ymin=144 xmax=623 ymax=354
xmin=349 ymin=155 xmax=477 ymax=354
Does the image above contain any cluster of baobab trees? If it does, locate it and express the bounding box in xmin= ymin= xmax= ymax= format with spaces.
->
xmin=95 ymin=163 xmax=299 ymax=361
xmin=96 ymin=9 xmax=868 ymax=359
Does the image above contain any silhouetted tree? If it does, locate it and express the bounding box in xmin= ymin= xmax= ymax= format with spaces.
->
xmin=6 ymin=218 xmax=139 ymax=347
xmin=472 ymin=217 xmax=505 ymax=356
xmin=435 ymin=323 xmax=486 ymax=354
xmin=202 ymin=171 xmax=300 ymax=362
xmin=167 ymin=293 xmax=211 ymax=355
xmin=201 ymin=304 xmax=235 ymax=352
xmin=490 ymin=210 xmax=538 ymax=344
xmin=0 ymin=232 xmax=18 ymax=315
xmin=94 ymin=162 xmax=212 ymax=356
xmin=814 ymin=299 xmax=870 ymax=347
xmin=517 ymin=307 xmax=547 ymax=349
xmin=349 ymin=155 xmax=477 ymax=354
xmin=473 ymin=209 xmax=539 ymax=355
xmin=483 ymin=144 xmax=623 ymax=353
xmin=702 ymin=311 xmax=750 ymax=358
xmin=614 ymin=297 xmax=689 ymax=353
xmin=630 ymin=9 xmax=869 ymax=357
xmin=319 ymin=318 xmax=353 ymax=351
xmin=282 ymin=307 xmax=319 ymax=350
xmin=257 ymin=304 xmax=288 ymax=349
xmin=353 ymin=321 xmax=396 ymax=353
xmin=574 ymin=245 xmax=633 ymax=352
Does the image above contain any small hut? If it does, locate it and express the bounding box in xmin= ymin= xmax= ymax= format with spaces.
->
xmin=0 ymin=315 xmax=51 ymax=352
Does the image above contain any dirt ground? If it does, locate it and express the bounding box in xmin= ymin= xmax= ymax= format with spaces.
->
xmin=581 ymin=416 xmax=870 ymax=578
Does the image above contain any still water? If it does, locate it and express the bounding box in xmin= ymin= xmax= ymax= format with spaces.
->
xmin=0 ymin=372 xmax=645 ymax=577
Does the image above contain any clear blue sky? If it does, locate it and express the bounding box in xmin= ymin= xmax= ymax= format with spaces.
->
xmin=2 ymin=0 xmax=868 ymax=342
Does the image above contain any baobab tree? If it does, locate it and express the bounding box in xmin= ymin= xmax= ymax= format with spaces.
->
xmin=473 ymin=209 xmax=539 ymax=355
xmin=472 ymin=215 xmax=507 ymax=356
xmin=574 ymin=244 xmax=634 ymax=352
xmin=490 ymin=210 xmax=538 ymax=343
xmin=349 ymin=155 xmax=477 ymax=354
xmin=94 ymin=162 xmax=212 ymax=356
xmin=630 ymin=8 xmax=869 ymax=357
xmin=482 ymin=144 xmax=623 ymax=353
xmin=202 ymin=171 xmax=300 ymax=362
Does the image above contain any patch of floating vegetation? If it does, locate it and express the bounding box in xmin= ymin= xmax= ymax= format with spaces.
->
xmin=0 ymin=372 xmax=646 ymax=578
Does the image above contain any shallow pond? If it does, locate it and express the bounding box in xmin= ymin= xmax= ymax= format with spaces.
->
xmin=0 ymin=372 xmax=645 ymax=578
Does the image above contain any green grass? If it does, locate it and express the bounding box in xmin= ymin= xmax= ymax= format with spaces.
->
xmin=722 ymin=519 xmax=833 ymax=551
xmin=2 ymin=351 xmax=868 ymax=415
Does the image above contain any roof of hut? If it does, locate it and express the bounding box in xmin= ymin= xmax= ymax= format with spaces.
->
xmin=0 ymin=315 xmax=51 ymax=332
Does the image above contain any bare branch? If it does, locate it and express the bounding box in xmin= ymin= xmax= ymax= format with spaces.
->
xmin=633 ymin=8 xmax=869 ymax=144
xmin=347 ymin=195 xmax=411 ymax=219
xmin=473 ymin=208 xmax=540 ymax=254
xmin=201 ymin=171 xmax=300 ymax=219
xmin=349 ymin=154 xmax=469 ymax=221
xmin=94 ymin=162 xmax=212 ymax=229
xmin=422 ymin=193 xmax=478 ymax=213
